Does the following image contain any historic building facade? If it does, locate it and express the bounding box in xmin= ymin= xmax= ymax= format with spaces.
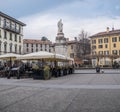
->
xmin=23 ymin=38 xmax=52 ymax=54
xmin=0 ymin=11 xmax=26 ymax=54
xmin=67 ymin=39 xmax=91 ymax=65
xmin=90 ymin=27 xmax=120 ymax=66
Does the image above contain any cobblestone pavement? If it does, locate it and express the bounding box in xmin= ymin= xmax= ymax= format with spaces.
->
xmin=0 ymin=71 xmax=120 ymax=112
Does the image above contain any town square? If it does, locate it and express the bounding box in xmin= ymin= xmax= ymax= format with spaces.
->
xmin=0 ymin=0 xmax=120 ymax=112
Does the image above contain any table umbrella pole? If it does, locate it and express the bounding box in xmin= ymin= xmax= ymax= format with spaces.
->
xmin=10 ymin=57 xmax=12 ymax=68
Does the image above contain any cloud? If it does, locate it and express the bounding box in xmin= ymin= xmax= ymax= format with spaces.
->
xmin=19 ymin=0 xmax=120 ymax=42
xmin=20 ymin=12 xmax=120 ymax=42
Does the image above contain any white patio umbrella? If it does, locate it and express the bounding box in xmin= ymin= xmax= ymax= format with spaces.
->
xmin=17 ymin=51 xmax=55 ymax=60
xmin=0 ymin=53 xmax=21 ymax=59
xmin=55 ymin=54 xmax=66 ymax=60
xmin=0 ymin=53 xmax=22 ymax=67
xmin=17 ymin=51 xmax=74 ymax=61
xmin=55 ymin=54 xmax=74 ymax=61
xmin=67 ymin=57 xmax=74 ymax=61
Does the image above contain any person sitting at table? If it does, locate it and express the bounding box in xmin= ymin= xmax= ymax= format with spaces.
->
xmin=12 ymin=63 xmax=18 ymax=68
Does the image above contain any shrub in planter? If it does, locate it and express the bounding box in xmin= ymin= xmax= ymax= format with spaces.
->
xmin=62 ymin=66 xmax=67 ymax=75
xmin=51 ymin=67 xmax=59 ymax=77
xmin=32 ymin=64 xmax=44 ymax=79
xmin=44 ymin=65 xmax=50 ymax=80
xmin=32 ymin=64 xmax=39 ymax=73
xmin=57 ymin=66 xmax=62 ymax=77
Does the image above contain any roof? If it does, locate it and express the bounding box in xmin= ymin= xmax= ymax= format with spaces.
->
xmin=66 ymin=39 xmax=90 ymax=44
xmin=90 ymin=29 xmax=120 ymax=38
xmin=67 ymin=40 xmax=77 ymax=44
xmin=23 ymin=39 xmax=52 ymax=44
xmin=0 ymin=11 xmax=26 ymax=26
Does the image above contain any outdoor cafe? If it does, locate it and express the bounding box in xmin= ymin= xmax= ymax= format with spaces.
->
xmin=0 ymin=51 xmax=74 ymax=80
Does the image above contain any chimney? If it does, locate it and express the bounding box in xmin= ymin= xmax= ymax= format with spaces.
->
xmin=106 ymin=27 xmax=109 ymax=33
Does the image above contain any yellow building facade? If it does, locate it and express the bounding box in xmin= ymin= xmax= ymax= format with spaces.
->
xmin=90 ymin=27 xmax=120 ymax=67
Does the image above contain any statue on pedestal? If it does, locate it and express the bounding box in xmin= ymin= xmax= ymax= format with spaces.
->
xmin=57 ymin=19 xmax=63 ymax=33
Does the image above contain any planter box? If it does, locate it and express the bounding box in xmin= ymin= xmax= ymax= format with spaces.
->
xmin=33 ymin=70 xmax=44 ymax=79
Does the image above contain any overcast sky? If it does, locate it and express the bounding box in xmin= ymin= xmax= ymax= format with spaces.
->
xmin=1 ymin=0 xmax=120 ymax=41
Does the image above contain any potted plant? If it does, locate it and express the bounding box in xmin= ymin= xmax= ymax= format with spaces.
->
xmin=32 ymin=64 xmax=40 ymax=79
xmin=43 ymin=65 xmax=50 ymax=80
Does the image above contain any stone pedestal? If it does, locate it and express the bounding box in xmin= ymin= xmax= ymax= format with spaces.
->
xmin=56 ymin=32 xmax=66 ymax=43
xmin=57 ymin=32 xmax=64 ymax=37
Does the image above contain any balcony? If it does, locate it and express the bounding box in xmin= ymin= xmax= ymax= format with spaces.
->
xmin=3 ymin=24 xmax=21 ymax=34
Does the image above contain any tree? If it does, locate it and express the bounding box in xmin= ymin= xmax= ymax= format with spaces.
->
xmin=75 ymin=30 xmax=91 ymax=63
xmin=78 ymin=29 xmax=88 ymax=41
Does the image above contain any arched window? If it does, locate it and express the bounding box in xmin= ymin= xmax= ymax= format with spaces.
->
xmin=9 ymin=43 xmax=12 ymax=53
xmin=19 ymin=45 xmax=21 ymax=54
xmin=19 ymin=36 xmax=21 ymax=43
xmin=14 ymin=44 xmax=17 ymax=53
xmin=4 ymin=42 xmax=7 ymax=53
xmin=15 ymin=34 xmax=17 ymax=42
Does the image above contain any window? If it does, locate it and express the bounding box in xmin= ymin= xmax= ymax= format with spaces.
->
xmin=49 ymin=49 xmax=51 ymax=52
xmin=9 ymin=43 xmax=12 ymax=53
xmin=99 ymin=51 xmax=103 ymax=55
xmin=112 ymin=37 xmax=117 ymax=42
xmin=15 ymin=45 xmax=17 ymax=53
xmin=36 ymin=49 xmax=38 ymax=52
xmin=19 ymin=46 xmax=21 ymax=54
xmin=27 ymin=48 xmax=29 ymax=52
xmin=36 ymin=44 xmax=38 ymax=47
xmin=119 ymin=37 xmax=120 ymax=41
xmin=31 ymin=44 xmax=33 ymax=47
xmin=70 ymin=53 xmax=74 ymax=58
xmin=15 ymin=34 xmax=17 ymax=41
xmin=40 ymin=44 xmax=42 ymax=48
xmin=92 ymin=45 xmax=96 ymax=49
xmin=104 ymin=51 xmax=109 ymax=55
xmin=4 ymin=19 xmax=6 ymax=26
xmin=105 ymin=44 xmax=108 ymax=48
xmin=4 ymin=43 xmax=7 ymax=53
xmin=45 ymin=44 xmax=47 ymax=49
xmin=71 ymin=45 xmax=73 ymax=49
xmin=104 ymin=38 xmax=108 ymax=43
xmin=92 ymin=51 xmax=96 ymax=55
xmin=112 ymin=50 xmax=117 ymax=55
xmin=26 ymin=43 xmax=29 ymax=47
xmin=11 ymin=23 xmax=15 ymax=30
xmin=4 ymin=31 xmax=7 ymax=39
xmin=98 ymin=45 xmax=103 ymax=48
xmin=10 ymin=33 xmax=12 ymax=40
xmin=113 ymin=43 xmax=116 ymax=48
xmin=19 ymin=36 xmax=21 ymax=43
xmin=19 ymin=25 xmax=21 ymax=33
xmin=31 ymin=48 xmax=33 ymax=52
xmin=92 ymin=40 xmax=96 ymax=44
xmin=98 ymin=39 xmax=103 ymax=44
xmin=6 ymin=21 xmax=10 ymax=28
